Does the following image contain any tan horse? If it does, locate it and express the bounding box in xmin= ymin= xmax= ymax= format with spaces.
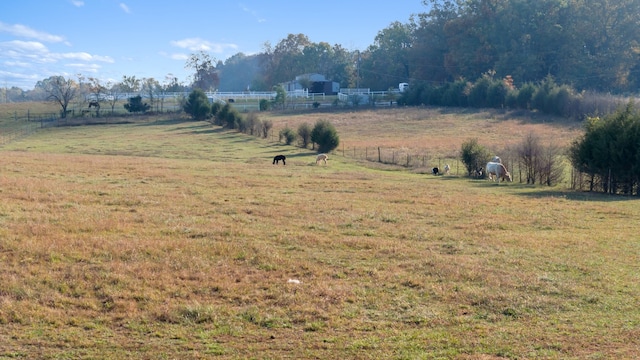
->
xmin=316 ymin=153 xmax=328 ymax=165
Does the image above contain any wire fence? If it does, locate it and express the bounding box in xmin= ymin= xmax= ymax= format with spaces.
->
xmin=336 ymin=145 xmax=459 ymax=171
xmin=0 ymin=109 xmax=174 ymax=146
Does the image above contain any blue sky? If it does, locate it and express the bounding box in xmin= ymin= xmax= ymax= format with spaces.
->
xmin=1 ymin=0 xmax=428 ymax=90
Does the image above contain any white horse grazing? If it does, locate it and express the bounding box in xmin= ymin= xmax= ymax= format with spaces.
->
xmin=486 ymin=162 xmax=512 ymax=183
xmin=444 ymin=164 xmax=450 ymax=174
xmin=316 ymin=153 xmax=328 ymax=165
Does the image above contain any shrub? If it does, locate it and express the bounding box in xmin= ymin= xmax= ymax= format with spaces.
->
xmin=297 ymin=122 xmax=312 ymax=148
xmin=310 ymin=120 xmax=339 ymax=153
xmin=216 ymin=103 xmax=242 ymax=129
xmin=261 ymin=120 xmax=273 ymax=138
xmin=279 ymin=127 xmax=297 ymax=145
xmin=441 ymin=80 xmax=468 ymax=107
xmin=460 ymin=138 xmax=492 ymax=177
xmin=183 ymin=89 xmax=211 ymax=120
xmin=211 ymin=101 xmax=222 ymax=118
xmin=467 ymin=76 xmax=491 ymax=108
xmin=245 ymin=112 xmax=260 ymax=135
xmin=516 ymin=83 xmax=536 ymax=109
xmin=259 ymin=99 xmax=270 ymax=111
xmin=486 ymin=81 xmax=508 ymax=108
xmin=124 ymin=95 xmax=151 ymax=114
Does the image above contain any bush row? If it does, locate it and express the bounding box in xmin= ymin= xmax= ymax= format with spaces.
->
xmin=399 ymin=73 xmax=638 ymax=119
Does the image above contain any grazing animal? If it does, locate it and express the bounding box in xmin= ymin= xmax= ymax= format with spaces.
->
xmin=88 ymin=101 xmax=100 ymax=109
xmin=444 ymin=164 xmax=450 ymax=175
xmin=273 ymin=154 xmax=286 ymax=165
xmin=486 ymin=162 xmax=512 ymax=183
xmin=432 ymin=167 xmax=440 ymax=175
xmin=316 ymin=153 xmax=328 ymax=165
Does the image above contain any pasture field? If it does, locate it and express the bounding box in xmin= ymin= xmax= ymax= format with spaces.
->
xmin=0 ymin=108 xmax=639 ymax=359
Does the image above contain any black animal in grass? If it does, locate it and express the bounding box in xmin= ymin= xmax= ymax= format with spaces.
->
xmin=273 ymin=154 xmax=286 ymax=165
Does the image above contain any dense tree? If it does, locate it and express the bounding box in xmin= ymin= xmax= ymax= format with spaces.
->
xmin=414 ymin=0 xmax=640 ymax=93
xmin=217 ymin=53 xmax=261 ymax=91
xmin=360 ymin=21 xmax=416 ymax=90
xmin=260 ymin=34 xmax=311 ymax=86
xmin=569 ymin=103 xmax=640 ymax=194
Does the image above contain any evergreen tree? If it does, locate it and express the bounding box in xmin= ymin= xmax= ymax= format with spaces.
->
xmin=183 ymin=89 xmax=211 ymax=120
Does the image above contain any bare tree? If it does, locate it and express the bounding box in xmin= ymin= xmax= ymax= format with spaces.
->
xmin=121 ymin=75 xmax=141 ymax=93
xmin=105 ymin=81 xmax=123 ymax=115
xmin=88 ymin=77 xmax=107 ymax=116
xmin=185 ymin=51 xmax=219 ymax=91
xmin=539 ymin=144 xmax=565 ymax=186
xmin=43 ymin=76 xmax=78 ymax=118
xmin=141 ymin=78 xmax=160 ymax=112
xmin=517 ymin=132 xmax=565 ymax=186
xmin=518 ymin=133 xmax=542 ymax=184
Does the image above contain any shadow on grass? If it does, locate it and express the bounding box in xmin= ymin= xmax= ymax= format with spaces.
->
xmin=467 ymin=178 xmax=638 ymax=202
xmin=516 ymin=189 xmax=639 ymax=202
xmin=135 ymin=118 xmax=189 ymax=127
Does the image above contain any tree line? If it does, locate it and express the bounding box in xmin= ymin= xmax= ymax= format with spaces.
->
xmin=4 ymin=0 xmax=639 ymax=104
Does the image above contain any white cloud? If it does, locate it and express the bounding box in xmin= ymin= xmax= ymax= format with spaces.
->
xmin=2 ymin=40 xmax=49 ymax=53
xmin=70 ymin=0 xmax=84 ymax=7
xmin=0 ymin=22 xmax=69 ymax=45
xmin=239 ymin=4 xmax=266 ymax=23
xmin=170 ymin=38 xmax=238 ymax=53
xmin=170 ymin=53 xmax=189 ymax=61
xmin=119 ymin=3 xmax=131 ymax=14
xmin=66 ymin=63 xmax=102 ymax=73
xmin=56 ymin=52 xmax=114 ymax=63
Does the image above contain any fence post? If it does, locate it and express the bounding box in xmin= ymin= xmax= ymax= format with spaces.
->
xmin=378 ymin=147 xmax=381 ymax=163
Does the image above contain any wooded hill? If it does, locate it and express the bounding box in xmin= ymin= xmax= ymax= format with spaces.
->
xmin=220 ymin=0 xmax=640 ymax=94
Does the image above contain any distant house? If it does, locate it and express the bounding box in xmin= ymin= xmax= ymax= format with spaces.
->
xmin=281 ymin=73 xmax=340 ymax=95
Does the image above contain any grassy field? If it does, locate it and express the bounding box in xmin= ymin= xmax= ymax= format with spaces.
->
xmin=0 ymin=107 xmax=638 ymax=359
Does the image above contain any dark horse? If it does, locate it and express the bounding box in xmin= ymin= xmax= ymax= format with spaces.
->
xmin=273 ymin=155 xmax=286 ymax=165
xmin=88 ymin=101 xmax=100 ymax=109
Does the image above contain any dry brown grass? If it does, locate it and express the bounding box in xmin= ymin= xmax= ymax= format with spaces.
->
xmin=0 ymin=108 xmax=638 ymax=359
xmin=262 ymin=107 xmax=584 ymax=157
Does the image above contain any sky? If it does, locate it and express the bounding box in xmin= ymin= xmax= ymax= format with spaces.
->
xmin=0 ymin=0 xmax=429 ymax=90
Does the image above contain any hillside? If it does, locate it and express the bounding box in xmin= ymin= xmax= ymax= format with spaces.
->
xmin=1 ymin=110 xmax=637 ymax=359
